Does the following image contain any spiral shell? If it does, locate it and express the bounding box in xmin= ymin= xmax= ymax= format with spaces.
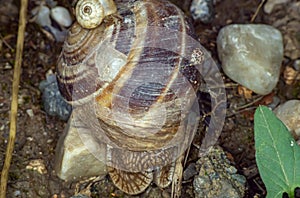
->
xmin=57 ymin=0 xmax=201 ymax=195
xmin=75 ymin=0 xmax=117 ymax=29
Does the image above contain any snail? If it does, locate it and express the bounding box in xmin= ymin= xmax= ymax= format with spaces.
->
xmin=75 ymin=0 xmax=117 ymax=29
xmin=56 ymin=0 xmax=203 ymax=195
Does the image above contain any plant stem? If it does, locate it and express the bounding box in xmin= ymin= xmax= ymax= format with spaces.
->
xmin=0 ymin=0 xmax=28 ymax=197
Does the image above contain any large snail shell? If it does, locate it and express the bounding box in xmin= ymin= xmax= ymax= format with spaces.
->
xmin=57 ymin=0 xmax=198 ymax=151
xmin=57 ymin=0 xmax=200 ymax=195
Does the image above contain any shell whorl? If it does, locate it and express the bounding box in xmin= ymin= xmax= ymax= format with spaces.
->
xmin=75 ymin=0 xmax=117 ymax=29
xmin=56 ymin=21 xmax=109 ymax=104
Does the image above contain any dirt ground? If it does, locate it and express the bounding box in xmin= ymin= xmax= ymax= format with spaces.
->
xmin=0 ymin=0 xmax=299 ymax=197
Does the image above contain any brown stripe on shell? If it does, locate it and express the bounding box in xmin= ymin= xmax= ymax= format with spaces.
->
xmin=93 ymin=0 xmax=198 ymax=150
xmin=153 ymin=162 xmax=175 ymax=188
xmin=95 ymin=1 xmax=149 ymax=108
xmin=114 ymin=0 xmax=194 ymax=110
xmin=56 ymin=59 xmax=105 ymax=103
xmin=112 ymin=8 xmax=135 ymax=54
xmin=63 ymin=22 xmax=100 ymax=65
xmin=95 ymin=1 xmax=181 ymax=107
xmin=108 ymin=166 xmax=153 ymax=195
xmin=57 ymin=19 xmax=121 ymax=103
xmin=106 ymin=143 xmax=177 ymax=171
xmin=154 ymin=1 xmax=189 ymax=104
xmin=95 ymin=96 xmax=183 ymax=150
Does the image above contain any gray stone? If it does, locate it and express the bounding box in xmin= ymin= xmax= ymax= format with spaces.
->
xmin=54 ymin=112 xmax=107 ymax=181
xmin=190 ymin=0 xmax=214 ymax=23
xmin=39 ymin=74 xmax=72 ymax=121
xmin=183 ymin=163 xmax=197 ymax=181
xmin=193 ymin=146 xmax=246 ymax=198
xmin=70 ymin=195 xmax=90 ymax=198
xmin=274 ymin=100 xmax=300 ymax=137
xmin=217 ymin=24 xmax=283 ymax=95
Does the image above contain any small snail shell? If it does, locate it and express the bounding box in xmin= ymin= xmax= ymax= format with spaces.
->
xmin=57 ymin=0 xmax=200 ymax=195
xmin=75 ymin=0 xmax=117 ymax=29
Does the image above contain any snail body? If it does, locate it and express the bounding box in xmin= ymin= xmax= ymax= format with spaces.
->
xmin=57 ymin=0 xmax=201 ymax=195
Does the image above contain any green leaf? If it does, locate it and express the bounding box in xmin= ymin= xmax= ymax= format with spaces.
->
xmin=254 ymin=106 xmax=300 ymax=198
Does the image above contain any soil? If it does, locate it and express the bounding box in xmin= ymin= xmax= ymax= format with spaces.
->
xmin=0 ymin=0 xmax=299 ymax=197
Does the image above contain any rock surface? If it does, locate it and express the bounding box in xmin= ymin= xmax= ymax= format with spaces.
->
xmin=217 ymin=24 xmax=283 ymax=95
xmin=274 ymin=100 xmax=300 ymax=137
xmin=55 ymin=112 xmax=107 ymax=181
xmin=39 ymin=74 xmax=72 ymax=121
xmin=264 ymin=0 xmax=290 ymax=14
xmin=269 ymin=1 xmax=300 ymax=60
xmin=193 ymin=146 xmax=246 ymax=198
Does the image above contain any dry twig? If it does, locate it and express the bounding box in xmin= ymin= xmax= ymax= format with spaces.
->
xmin=0 ymin=0 xmax=28 ymax=197
xmin=171 ymin=154 xmax=184 ymax=198
xmin=251 ymin=0 xmax=266 ymax=22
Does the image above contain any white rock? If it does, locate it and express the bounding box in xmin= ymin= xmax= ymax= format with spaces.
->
xmin=274 ymin=100 xmax=300 ymax=136
xmin=217 ymin=24 xmax=283 ymax=95
xmin=32 ymin=5 xmax=70 ymax=42
xmin=55 ymin=113 xmax=107 ymax=181
xmin=50 ymin=6 xmax=73 ymax=27
xmin=26 ymin=109 xmax=34 ymax=118
xmin=32 ymin=5 xmax=51 ymax=27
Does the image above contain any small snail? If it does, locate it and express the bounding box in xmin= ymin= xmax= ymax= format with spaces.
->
xmin=57 ymin=0 xmax=202 ymax=195
xmin=75 ymin=0 xmax=117 ymax=29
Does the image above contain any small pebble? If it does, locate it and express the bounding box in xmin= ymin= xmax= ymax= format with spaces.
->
xmin=27 ymin=137 xmax=34 ymax=141
xmin=26 ymin=159 xmax=48 ymax=174
xmin=50 ymin=6 xmax=72 ymax=27
xmin=294 ymin=59 xmax=300 ymax=70
xmin=190 ymin=0 xmax=214 ymax=23
xmin=70 ymin=195 xmax=89 ymax=198
xmin=31 ymin=4 xmax=72 ymax=42
xmin=46 ymin=0 xmax=58 ymax=8
xmin=268 ymin=95 xmax=280 ymax=109
xmin=26 ymin=109 xmax=34 ymax=118
xmin=183 ymin=163 xmax=197 ymax=180
xmin=5 ymin=52 xmax=11 ymax=59
xmin=47 ymin=139 xmax=54 ymax=143
xmin=39 ymin=74 xmax=72 ymax=121
xmin=274 ymin=100 xmax=300 ymax=137
xmin=13 ymin=190 xmax=21 ymax=197
xmin=4 ymin=62 xmax=12 ymax=69
xmin=217 ymin=24 xmax=283 ymax=95
xmin=32 ymin=5 xmax=51 ymax=27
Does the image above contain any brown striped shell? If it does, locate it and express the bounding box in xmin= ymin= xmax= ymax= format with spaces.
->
xmin=57 ymin=0 xmax=201 ymax=195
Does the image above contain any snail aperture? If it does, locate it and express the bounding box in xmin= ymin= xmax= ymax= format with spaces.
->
xmin=75 ymin=0 xmax=117 ymax=29
xmin=57 ymin=0 xmax=203 ymax=195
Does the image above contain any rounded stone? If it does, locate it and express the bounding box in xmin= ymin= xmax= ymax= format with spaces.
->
xmin=217 ymin=24 xmax=283 ymax=95
xmin=274 ymin=100 xmax=300 ymax=137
